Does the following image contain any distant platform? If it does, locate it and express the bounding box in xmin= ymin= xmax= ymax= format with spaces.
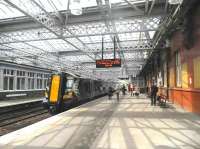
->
xmin=0 ymin=98 xmax=43 ymax=108
xmin=0 ymin=94 xmax=200 ymax=149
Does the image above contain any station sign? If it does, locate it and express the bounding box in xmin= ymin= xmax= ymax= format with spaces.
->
xmin=96 ymin=59 xmax=121 ymax=68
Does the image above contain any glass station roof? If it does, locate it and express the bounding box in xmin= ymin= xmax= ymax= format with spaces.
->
xmin=0 ymin=0 xmax=181 ymax=80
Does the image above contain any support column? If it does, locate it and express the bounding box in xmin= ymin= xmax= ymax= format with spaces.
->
xmin=42 ymin=74 xmax=44 ymax=89
xmin=13 ymin=70 xmax=17 ymax=90
xmin=0 ymin=68 xmax=3 ymax=90
xmin=25 ymin=71 xmax=28 ymax=90
xmin=34 ymin=73 xmax=37 ymax=89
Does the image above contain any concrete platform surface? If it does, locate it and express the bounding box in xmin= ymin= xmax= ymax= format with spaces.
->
xmin=0 ymin=98 xmax=43 ymax=108
xmin=0 ymin=95 xmax=200 ymax=149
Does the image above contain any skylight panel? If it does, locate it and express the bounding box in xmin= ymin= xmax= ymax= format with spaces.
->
xmin=35 ymin=0 xmax=68 ymax=12
xmin=67 ymin=38 xmax=85 ymax=49
xmin=76 ymin=55 xmax=92 ymax=62
xmin=79 ymin=37 xmax=92 ymax=43
xmin=80 ymin=0 xmax=97 ymax=8
xmin=35 ymin=0 xmax=97 ymax=12
xmin=0 ymin=1 xmax=24 ymax=20
xmin=149 ymin=31 xmax=155 ymax=39
xmin=26 ymin=40 xmax=56 ymax=52
xmin=119 ymin=33 xmax=140 ymax=40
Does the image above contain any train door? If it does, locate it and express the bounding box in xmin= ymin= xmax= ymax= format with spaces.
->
xmin=90 ymin=80 xmax=94 ymax=98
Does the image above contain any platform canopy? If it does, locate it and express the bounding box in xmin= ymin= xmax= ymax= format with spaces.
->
xmin=0 ymin=0 xmax=182 ymax=80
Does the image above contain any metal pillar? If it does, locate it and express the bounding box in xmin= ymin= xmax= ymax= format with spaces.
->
xmin=0 ymin=69 xmax=3 ymax=91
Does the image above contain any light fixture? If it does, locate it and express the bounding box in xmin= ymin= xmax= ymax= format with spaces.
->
xmin=70 ymin=0 xmax=82 ymax=15
xmin=168 ymin=0 xmax=183 ymax=5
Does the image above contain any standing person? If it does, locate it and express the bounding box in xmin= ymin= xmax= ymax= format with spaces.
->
xmin=128 ymin=84 xmax=131 ymax=94
xmin=116 ymin=89 xmax=120 ymax=102
xmin=130 ymin=83 xmax=134 ymax=96
xmin=151 ymin=83 xmax=158 ymax=106
xmin=146 ymin=86 xmax=149 ymax=94
xmin=108 ymin=87 xmax=113 ymax=100
xmin=122 ymin=85 xmax=126 ymax=95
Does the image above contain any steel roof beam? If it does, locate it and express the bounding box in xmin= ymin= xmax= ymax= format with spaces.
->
xmin=0 ymin=8 xmax=165 ymax=32
xmin=0 ymin=34 xmax=96 ymax=79
xmin=145 ymin=0 xmax=149 ymax=14
xmin=55 ymin=49 xmax=152 ymax=57
xmin=0 ymin=29 xmax=157 ymax=44
xmin=105 ymin=0 xmax=128 ymax=75
xmin=124 ymin=0 xmax=143 ymax=12
xmin=81 ymin=58 xmax=147 ymax=65
xmin=148 ymin=0 xmax=156 ymax=16
xmin=4 ymin=0 xmax=95 ymax=61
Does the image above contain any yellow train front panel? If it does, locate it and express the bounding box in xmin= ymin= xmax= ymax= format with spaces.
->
xmin=49 ymin=75 xmax=60 ymax=103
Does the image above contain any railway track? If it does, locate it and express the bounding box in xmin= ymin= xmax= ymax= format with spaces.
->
xmin=0 ymin=95 xmax=107 ymax=136
xmin=0 ymin=102 xmax=51 ymax=136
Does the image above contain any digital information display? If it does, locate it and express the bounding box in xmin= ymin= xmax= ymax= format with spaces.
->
xmin=96 ymin=59 xmax=121 ymax=68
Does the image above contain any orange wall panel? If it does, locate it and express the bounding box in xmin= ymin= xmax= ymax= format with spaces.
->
xmin=169 ymin=89 xmax=200 ymax=114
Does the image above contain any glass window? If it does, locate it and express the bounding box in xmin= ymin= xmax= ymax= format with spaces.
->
xmin=31 ymin=79 xmax=34 ymax=89
xmin=17 ymin=78 xmax=20 ymax=90
xmin=27 ymin=72 xmax=35 ymax=90
xmin=28 ymin=78 xmax=31 ymax=89
xmin=37 ymin=79 xmax=40 ymax=89
xmin=193 ymin=56 xmax=200 ymax=88
xmin=3 ymin=77 xmax=8 ymax=90
xmin=181 ymin=63 xmax=188 ymax=88
xmin=11 ymin=70 xmax=14 ymax=75
xmin=44 ymin=80 xmax=47 ymax=88
xmin=43 ymin=74 xmax=50 ymax=89
xmin=36 ymin=73 xmax=43 ymax=89
xmin=16 ymin=70 xmax=26 ymax=90
xmin=164 ymin=62 xmax=167 ymax=87
xmin=9 ymin=77 xmax=14 ymax=90
xmin=40 ymin=80 xmax=42 ymax=89
xmin=176 ymin=51 xmax=181 ymax=87
xmin=3 ymin=69 xmax=15 ymax=90
xmin=21 ymin=78 xmax=25 ymax=90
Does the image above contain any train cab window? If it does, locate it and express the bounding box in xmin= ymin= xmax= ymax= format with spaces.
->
xmin=66 ymin=79 xmax=74 ymax=89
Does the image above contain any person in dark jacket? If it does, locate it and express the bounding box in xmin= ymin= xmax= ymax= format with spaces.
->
xmin=151 ymin=83 xmax=158 ymax=106
xmin=122 ymin=85 xmax=126 ymax=95
xmin=108 ymin=87 xmax=113 ymax=100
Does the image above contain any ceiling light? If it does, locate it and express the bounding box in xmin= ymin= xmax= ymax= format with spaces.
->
xmin=70 ymin=0 xmax=82 ymax=15
xmin=168 ymin=0 xmax=183 ymax=5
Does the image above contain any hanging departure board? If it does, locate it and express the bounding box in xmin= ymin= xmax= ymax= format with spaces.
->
xmin=96 ymin=59 xmax=121 ymax=68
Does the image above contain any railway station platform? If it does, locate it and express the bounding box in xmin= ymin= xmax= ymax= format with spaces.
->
xmin=0 ymin=94 xmax=200 ymax=149
xmin=0 ymin=98 xmax=43 ymax=108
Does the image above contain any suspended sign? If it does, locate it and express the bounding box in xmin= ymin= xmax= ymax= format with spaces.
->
xmin=96 ymin=59 xmax=121 ymax=68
